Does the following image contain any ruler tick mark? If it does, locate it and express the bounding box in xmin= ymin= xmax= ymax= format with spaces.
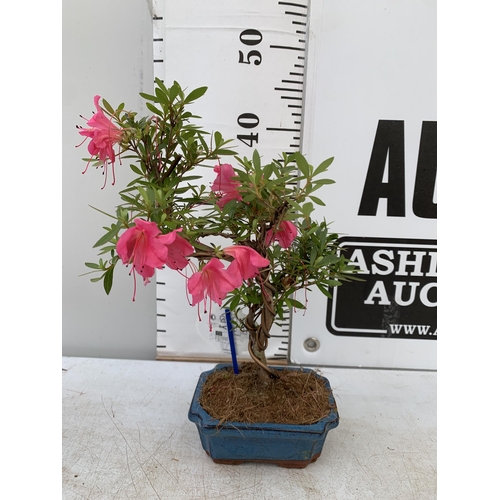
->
xmin=292 ymin=21 xmax=307 ymax=26
xmin=278 ymin=1 xmax=308 ymax=8
xmin=281 ymin=79 xmax=303 ymax=84
xmin=275 ymin=87 xmax=303 ymax=92
xmin=266 ymin=127 xmax=301 ymax=132
xmin=281 ymin=96 xmax=303 ymax=101
xmin=285 ymin=11 xmax=307 ymax=17
xmin=270 ymin=45 xmax=305 ymax=52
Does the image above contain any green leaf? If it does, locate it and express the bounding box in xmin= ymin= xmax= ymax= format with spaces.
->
xmin=129 ymin=164 xmax=144 ymax=176
xmin=294 ymin=153 xmax=310 ymax=177
xmin=316 ymin=283 xmax=333 ymax=298
xmin=139 ymin=92 xmax=162 ymax=103
xmin=252 ymin=150 xmax=261 ymax=171
xmin=197 ymin=133 xmax=209 ymax=154
xmin=263 ymin=163 xmax=274 ymax=179
xmin=170 ymin=81 xmax=181 ymax=101
xmin=317 ymin=254 xmax=339 ymax=266
xmin=154 ymin=78 xmax=169 ymax=95
xmin=93 ymin=224 xmax=121 ymax=248
xmin=302 ymin=202 xmax=314 ymax=217
xmin=146 ymin=102 xmax=163 ymax=116
xmin=97 ymin=245 xmax=117 ymax=255
xmin=185 ymin=86 xmax=208 ymax=103
xmin=313 ymin=157 xmax=334 ymax=176
xmin=154 ymin=87 xmax=169 ymax=105
xmin=89 ymin=205 xmax=117 ymax=220
xmin=216 ymin=149 xmax=237 ymax=156
xmin=309 ymin=195 xmax=326 ymax=206
xmin=313 ymin=178 xmax=336 ymax=186
xmin=85 ymin=262 xmax=101 ymax=270
xmin=137 ymin=186 xmax=149 ymax=204
xmin=285 ymin=298 xmax=306 ymax=309
xmin=229 ymin=295 xmax=240 ymax=311
xmin=101 ymin=98 xmax=114 ymax=115
xmin=103 ymin=266 xmax=114 ymax=295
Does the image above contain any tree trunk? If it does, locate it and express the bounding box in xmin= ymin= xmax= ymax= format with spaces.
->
xmin=244 ymin=273 xmax=277 ymax=384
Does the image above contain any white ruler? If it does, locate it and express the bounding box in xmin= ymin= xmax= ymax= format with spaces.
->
xmin=152 ymin=0 xmax=311 ymax=361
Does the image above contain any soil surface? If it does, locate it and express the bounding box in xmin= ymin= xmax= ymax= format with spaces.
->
xmin=199 ymin=362 xmax=336 ymax=425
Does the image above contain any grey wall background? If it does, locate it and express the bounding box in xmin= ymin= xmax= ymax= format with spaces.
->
xmin=62 ymin=0 xmax=156 ymax=359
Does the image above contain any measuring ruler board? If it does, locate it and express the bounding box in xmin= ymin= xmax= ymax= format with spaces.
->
xmin=152 ymin=0 xmax=311 ymax=362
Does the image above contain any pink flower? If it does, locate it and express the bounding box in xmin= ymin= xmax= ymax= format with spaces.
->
xmin=224 ymin=246 xmax=269 ymax=284
xmin=188 ymin=258 xmax=238 ymax=307
xmin=211 ymin=163 xmax=242 ymax=208
xmin=78 ymin=95 xmax=123 ymax=188
xmin=116 ymin=220 xmax=193 ymax=299
xmin=158 ymin=229 xmax=194 ymax=271
xmin=265 ymin=220 xmax=297 ymax=249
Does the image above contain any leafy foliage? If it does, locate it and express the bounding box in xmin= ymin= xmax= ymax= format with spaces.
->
xmin=81 ymin=79 xmax=358 ymax=358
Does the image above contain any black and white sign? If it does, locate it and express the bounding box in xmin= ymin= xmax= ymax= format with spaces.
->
xmin=328 ymin=237 xmax=437 ymax=339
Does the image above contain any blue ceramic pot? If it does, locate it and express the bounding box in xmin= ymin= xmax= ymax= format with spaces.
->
xmin=188 ymin=364 xmax=339 ymax=468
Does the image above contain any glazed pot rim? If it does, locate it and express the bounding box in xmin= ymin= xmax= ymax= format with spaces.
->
xmin=188 ymin=363 xmax=339 ymax=433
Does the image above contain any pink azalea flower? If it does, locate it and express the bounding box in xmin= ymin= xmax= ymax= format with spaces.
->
xmin=116 ymin=220 xmax=193 ymax=300
xmin=188 ymin=258 xmax=238 ymax=308
xmin=211 ymin=163 xmax=243 ymax=208
xmin=265 ymin=220 xmax=298 ymax=249
xmin=224 ymin=245 xmax=270 ymax=284
xmin=78 ymin=95 xmax=123 ymax=188
xmin=158 ymin=229 xmax=194 ymax=271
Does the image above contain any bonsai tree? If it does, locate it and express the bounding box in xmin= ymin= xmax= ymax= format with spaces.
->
xmin=78 ymin=79 xmax=356 ymax=383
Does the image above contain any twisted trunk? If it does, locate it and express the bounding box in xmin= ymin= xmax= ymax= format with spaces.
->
xmin=244 ymin=271 xmax=277 ymax=385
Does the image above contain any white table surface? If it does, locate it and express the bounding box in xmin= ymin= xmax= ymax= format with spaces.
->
xmin=62 ymin=357 xmax=436 ymax=499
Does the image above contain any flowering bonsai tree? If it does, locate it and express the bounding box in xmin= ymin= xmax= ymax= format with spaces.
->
xmin=78 ymin=79 xmax=356 ymax=381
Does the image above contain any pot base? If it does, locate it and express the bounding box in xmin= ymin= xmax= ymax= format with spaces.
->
xmin=206 ymin=450 xmax=322 ymax=469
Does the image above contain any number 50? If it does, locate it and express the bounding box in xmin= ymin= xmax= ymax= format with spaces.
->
xmin=238 ymin=29 xmax=263 ymax=66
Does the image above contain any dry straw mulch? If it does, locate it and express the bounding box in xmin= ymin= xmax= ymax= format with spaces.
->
xmin=199 ymin=362 xmax=336 ymax=425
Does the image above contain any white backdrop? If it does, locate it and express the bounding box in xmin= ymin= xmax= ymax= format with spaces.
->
xmin=62 ymin=0 xmax=156 ymax=360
